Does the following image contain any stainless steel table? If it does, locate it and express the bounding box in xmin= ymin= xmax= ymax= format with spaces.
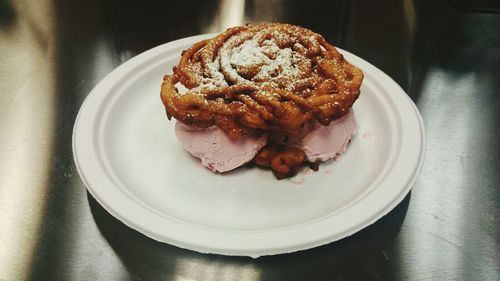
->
xmin=1 ymin=0 xmax=499 ymax=280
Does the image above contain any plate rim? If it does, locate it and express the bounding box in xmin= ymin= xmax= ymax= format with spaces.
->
xmin=73 ymin=34 xmax=425 ymax=257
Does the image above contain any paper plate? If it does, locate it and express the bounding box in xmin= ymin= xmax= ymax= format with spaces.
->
xmin=73 ymin=34 xmax=425 ymax=257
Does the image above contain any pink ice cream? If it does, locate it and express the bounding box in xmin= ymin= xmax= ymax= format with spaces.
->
xmin=300 ymin=109 xmax=357 ymax=162
xmin=175 ymin=122 xmax=267 ymax=172
xmin=175 ymin=110 xmax=356 ymax=172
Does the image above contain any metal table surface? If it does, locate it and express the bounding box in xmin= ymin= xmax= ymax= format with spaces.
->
xmin=1 ymin=0 xmax=499 ymax=280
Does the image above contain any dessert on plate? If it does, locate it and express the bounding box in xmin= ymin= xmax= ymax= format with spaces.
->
xmin=160 ymin=23 xmax=363 ymax=179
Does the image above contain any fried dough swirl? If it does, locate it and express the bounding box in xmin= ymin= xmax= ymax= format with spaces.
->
xmin=160 ymin=23 xmax=363 ymax=140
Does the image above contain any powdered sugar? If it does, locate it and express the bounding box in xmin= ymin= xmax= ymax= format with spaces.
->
xmin=183 ymin=28 xmax=323 ymax=94
xmin=230 ymin=40 xmax=269 ymax=67
xmin=223 ymin=35 xmax=308 ymax=85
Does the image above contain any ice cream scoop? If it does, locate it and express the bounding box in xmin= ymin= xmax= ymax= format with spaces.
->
xmin=175 ymin=110 xmax=356 ymax=173
xmin=175 ymin=122 xmax=267 ymax=172
xmin=300 ymin=109 xmax=357 ymax=162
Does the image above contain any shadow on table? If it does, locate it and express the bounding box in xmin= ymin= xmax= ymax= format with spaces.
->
xmin=89 ymin=191 xmax=410 ymax=281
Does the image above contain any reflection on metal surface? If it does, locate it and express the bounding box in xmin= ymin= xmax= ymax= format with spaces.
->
xmin=0 ymin=1 xmax=56 ymax=280
xmin=91 ymin=36 xmax=120 ymax=84
xmin=397 ymin=70 xmax=476 ymax=280
xmin=1 ymin=0 xmax=499 ymax=280
xmin=411 ymin=69 xmax=498 ymax=280
xmin=243 ymin=0 xmax=284 ymax=22
xmin=403 ymin=0 xmax=416 ymax=38
xmin=174 ymin=257 xmax=261 ymax=281
xmin=395 ymin=52 xmax=499 ymax=279
xmin=62 ymin=32 xmax=128 ymax=281
xmin=205 ymin=0 xmax=246 ymax=33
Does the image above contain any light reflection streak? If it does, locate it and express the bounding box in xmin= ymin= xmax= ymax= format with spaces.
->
xmin=0 ymin=1 xmax=56 ymax=280
xmin=396 ymin=68 xmax=497 ymax=279
xmin=0 ymin=1 xmax=128 ymax=279
xmin=205 ymin=0 xmax=246 ymax=33
xmin=174 ymin=257 xmax=260 ymax=281
xmin=402 ymin=69 xmax=471 ymax=278
xmin=403 ymin=0 xmax=416 ymax=38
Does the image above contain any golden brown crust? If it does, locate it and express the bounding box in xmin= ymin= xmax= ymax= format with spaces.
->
xmin=254 ymin=145 xmax=306 ymax=179
xmin=160 ymin=23 xmax=363 ymax=140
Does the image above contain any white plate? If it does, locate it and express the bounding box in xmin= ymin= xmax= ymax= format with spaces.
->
xmin=73 ymin=34 xmax=425 ymax=257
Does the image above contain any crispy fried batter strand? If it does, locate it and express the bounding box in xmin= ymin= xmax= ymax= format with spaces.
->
xmin=161 ymin=23 xmax=363 ymax=140
xmin=254 ymin=146 xmax=306 ymax=179
xmin=161 ymin=23 xmax=363 ymax=178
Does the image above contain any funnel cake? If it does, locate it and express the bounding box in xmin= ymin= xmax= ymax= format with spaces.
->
xmin=161 ymin=23 xmax=363 ymax=178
